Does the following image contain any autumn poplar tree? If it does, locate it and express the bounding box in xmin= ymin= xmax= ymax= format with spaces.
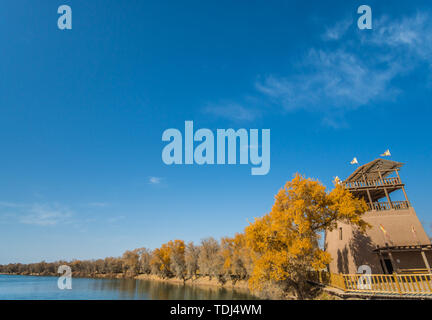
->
xmin=221 ymin=233 xmax=251 ymax=282
xmin=122 ymin=250 xmax=140 ymax=276
xmin=137 ymin=247 xmax=152 ymax=274
xmin=244 ymin=174 xmax=368 ymax=299
xmin=198 ymin=237 xmax=224 ymax=282
xmin=150 ymin=243 xmax=172 ymax=278
xmin=169 ymin=240 xmax=186 ymax=281
xmin=185 ymin=242 xmax=200 ymax=279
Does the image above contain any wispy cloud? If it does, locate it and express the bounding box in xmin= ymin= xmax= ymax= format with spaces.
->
xmin=149 ymin=176 xmax=162 ymax=184
xmin=0 ymin=202 xmax=73 ymax=226
xmin=203 ymin=102 xmax=260 ymax=122
xmin=255 ymin=48 xmax=401 ymax=113
xmin=20 ymin=204 xmax=72 ymax=226
xmin=322 ymin=18 xmax=353 ymax=40
xmin=200 ymin=12 xmax=432 ymax=128
xmin=367 ymin=13 xmax=432 ymax=64
xmin=0 ymin=201 xmax=26 ymax=208
xmin=107 ymin=215 xmax=125 ymax=223
xmin=87 ymin=202 xmax=110 ymax=208
xmin=254 ymin=11 xmax=432 ymax=127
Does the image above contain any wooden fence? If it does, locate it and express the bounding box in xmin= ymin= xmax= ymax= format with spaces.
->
xmin=313 ymin=271 xmax=432 ymax=296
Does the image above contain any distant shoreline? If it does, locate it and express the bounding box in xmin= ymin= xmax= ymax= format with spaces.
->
xmin=0 ymin=272 xmax=257 ymax=296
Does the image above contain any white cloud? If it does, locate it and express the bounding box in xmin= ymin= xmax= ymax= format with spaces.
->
xmin=255 ymin=12 xmax=432 ymax=126
xmin=368 ymin=13 xmax=432 ymax=64
xmin=370 ymin=14 xmax=425 ymax=45
xmin=200 ymin=12 xmax=432 ymax=128
xmin=203 ymin=102 xmax=260 ymax=122
xmin=256 ymin=49 xmax=400 ymax=112
xmin=0 ymin=202 xmax=73 ymax=226
xmin=149 ymin=177 xmax=162 ymax=184
xmin=323 ymin=18 xmax=353 ymax=40
xmin=20 ymin=204 xmax=72 ymax=226
xmin=87 ymin=202 xmax=110 ymax=208
xmin=107 ymin=215 xmax=125 ymax=223
xmin=0 ymin=201 xmax=26 ymax=208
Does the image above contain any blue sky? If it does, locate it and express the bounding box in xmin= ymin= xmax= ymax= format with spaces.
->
xmin=1 ymin=0 xmax=432 ymax=264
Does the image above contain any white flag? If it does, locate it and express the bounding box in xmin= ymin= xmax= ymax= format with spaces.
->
xmin=350 ymin=157 xmax=359 ymax=165
xmin=380 ymin=149 xmax=391 ymax=157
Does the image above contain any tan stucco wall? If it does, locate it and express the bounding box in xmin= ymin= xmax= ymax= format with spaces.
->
xmin=325 ymin=207 xmax=431 ymax=274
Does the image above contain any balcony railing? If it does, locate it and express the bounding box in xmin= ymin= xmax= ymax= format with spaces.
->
xmin=367 ymin=200 xmax=410 ymax=211
xmin=345 ymin=177 xmax=401 ymax=189
xmin=312 ymin=271 xmax=432 ymax=296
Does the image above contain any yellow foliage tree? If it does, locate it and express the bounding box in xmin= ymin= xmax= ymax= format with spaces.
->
xmin=150 ymin=240 xmax=185 ymax=278
xmin=150 ymin=243 xmax=172 ymax=278
xmin=221 ymin=233 xmax=252 ymax=281
xmin=169 ymin=240 xmax=186 ymax=280
xmin=244 ymin=174 xmax=368 ymax=299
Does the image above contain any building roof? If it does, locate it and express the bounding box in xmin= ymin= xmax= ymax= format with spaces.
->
xmin=345 ymin=159 xmax=404 ymax=183
xmin=362 ymin=211 xmax=431 ymax=248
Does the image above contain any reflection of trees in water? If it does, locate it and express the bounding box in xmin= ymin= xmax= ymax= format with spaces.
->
xmin=136 ymin=280 xmax=255 ymax=300
xmin=87 ymin=278 xmax=255 ymax=300
xmin=87 ymin=278 xmax=138 ymax=299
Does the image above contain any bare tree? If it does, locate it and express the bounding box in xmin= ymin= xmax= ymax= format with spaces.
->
xmin=122 ymin=250 xmax=139 ymax=276
xmin=198 ymin=237 xmax=224 ymax=282
xmin=170 ymin=240 xmax=186 ymax=281
xmin=137 ymin=248 xmax=152 ymax=274
xmin=185 ymin=242 xmax=200 ymax=279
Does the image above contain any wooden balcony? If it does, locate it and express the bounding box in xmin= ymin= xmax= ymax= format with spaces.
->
xmin=315 ymin=271 xmax=432 ymax=296
xmin=367 ymin=200 xmax=410 ymax=211
xmin=345 ymin=177 xmax=401 ymax=189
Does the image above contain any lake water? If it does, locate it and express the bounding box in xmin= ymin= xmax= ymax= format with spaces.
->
xmin=0 ymin=275 xmax=257 ymax=300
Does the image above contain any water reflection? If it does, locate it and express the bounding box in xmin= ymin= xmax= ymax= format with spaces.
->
xmin=0 ymin=275 xmax=257 ymax=300
xmin=85 ymin=278 xmax=256 ymax=300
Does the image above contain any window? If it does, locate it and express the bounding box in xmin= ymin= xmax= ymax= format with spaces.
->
xmin=339 ymin=227 xmax=343 ymax=240
xmin=383 ymin=259 xmax=394 ymax=274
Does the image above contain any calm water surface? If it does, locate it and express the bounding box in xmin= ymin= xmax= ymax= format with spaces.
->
xmin=0 ymin=275 xmax=257 ymax=300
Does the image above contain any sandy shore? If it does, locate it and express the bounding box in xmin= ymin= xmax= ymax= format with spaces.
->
xmin=135 ymin=274 xmax=250 ymax=290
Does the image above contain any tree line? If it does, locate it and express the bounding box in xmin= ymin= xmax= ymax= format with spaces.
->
xmin=0 ymin=174 xmax=368 ymax=298
xmin=0 ymin=237 xmax=252 ymax=284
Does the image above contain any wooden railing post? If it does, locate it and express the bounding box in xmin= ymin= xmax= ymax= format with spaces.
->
xmin=341 ymin=274 xmax=346 ymax=291
xmin=393 ymin=273 xmax=402 ymax=295
xmin=325 ymin=272 xmax=431 ymax=295
xmin=420 ymin=251 xmax=432 ymax=274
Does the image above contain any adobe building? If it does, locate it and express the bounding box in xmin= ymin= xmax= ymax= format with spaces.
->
xmin=325 ymin=158 xmax=432 ymax=274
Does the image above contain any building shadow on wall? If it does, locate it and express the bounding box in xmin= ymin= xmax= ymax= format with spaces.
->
xmin=349 ymin=229 xmax=375 ymax=271
xmin=337 ymin=247 xmax=349 ymax=274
